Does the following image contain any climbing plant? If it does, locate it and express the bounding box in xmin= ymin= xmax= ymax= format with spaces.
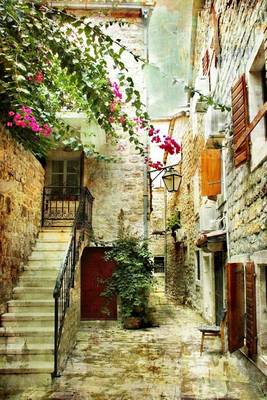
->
xmin=0 ymin=0 xmax=181 ymax=165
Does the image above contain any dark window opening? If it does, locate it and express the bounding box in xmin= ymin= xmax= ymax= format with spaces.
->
xmin=154 ymin=256 xmax=164 ymax=273
xmin=196 ymin=250 xmax=201 ymax=281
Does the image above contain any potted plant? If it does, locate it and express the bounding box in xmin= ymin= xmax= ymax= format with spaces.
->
xmin=102 ymin=231 xmax=154 ymax=329
xmin=166 ymin=211 xmax=181 ymax=237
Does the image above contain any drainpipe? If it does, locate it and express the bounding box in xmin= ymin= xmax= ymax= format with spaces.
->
xmin=222 ymin=142 xmax=230 ymax=261
xmin=142 ymin=8 xmax=151 ymax=240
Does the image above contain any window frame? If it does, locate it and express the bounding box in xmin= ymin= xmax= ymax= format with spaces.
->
xmin=246 ymin=32 xmax=267 ymax=170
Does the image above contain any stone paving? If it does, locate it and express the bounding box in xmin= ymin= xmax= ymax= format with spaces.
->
xmin=3 ymin=288 xmax=267 ymax=400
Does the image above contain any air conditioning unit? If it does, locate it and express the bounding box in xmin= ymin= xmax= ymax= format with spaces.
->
xmin=204 ymin=106 xmax=227 ymax=147
xmin=199 ymin=201 xmax=217 ymax=233
xmin=195 ymin=75 xmax=209 ymax=96
xmin=191 ymin=75 xmax=210 ymax=114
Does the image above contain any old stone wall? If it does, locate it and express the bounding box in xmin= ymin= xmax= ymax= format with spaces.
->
xmin=0 ymin=127 xmax=44 ymax=313
xmin=83 ymin=15 xmax=146 ymax=243
xmin=203 ymin=0 xmax=266 ymax=257
xmin=164 ymin=115 xmax=205 ymax=309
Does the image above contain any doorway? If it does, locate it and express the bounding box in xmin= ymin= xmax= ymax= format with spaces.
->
xmin=214 ymin=252 xmax=224 ymax=325
xmin=81 ymin=247 xmax=117 ymax=320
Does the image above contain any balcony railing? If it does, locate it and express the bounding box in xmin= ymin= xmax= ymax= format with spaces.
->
xmin=41 ymin=186 xmax=94 ymax=377
xmin=42 ymin=186 xmax=89 ymax=227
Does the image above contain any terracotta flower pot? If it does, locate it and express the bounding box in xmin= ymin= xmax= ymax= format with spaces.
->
xmin=123 ymin=316 xmax=142 ymax=329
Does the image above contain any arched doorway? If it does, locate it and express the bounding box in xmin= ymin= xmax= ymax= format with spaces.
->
xmin=80 ymin=247 xmax=117 ymax=320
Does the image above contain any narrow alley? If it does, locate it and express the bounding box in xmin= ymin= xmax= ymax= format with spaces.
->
xmin=6 ymin=282 xmax=266 ymax=400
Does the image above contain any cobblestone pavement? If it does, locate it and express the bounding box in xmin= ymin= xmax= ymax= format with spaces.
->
xmin=4 ymin=289 xmax=267 ymax=400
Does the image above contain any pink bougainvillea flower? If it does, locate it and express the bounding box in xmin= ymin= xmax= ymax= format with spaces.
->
xmin=8 ymin=111 xmax=15 ymax=117
xmin=119 ymin=115 xmax=126 ymax=125
xmin=6 ymin=122 xmax=13 ymax=127
xmin=33 ymin=71 xmax=44 ymax=84
xmin=15 ymin=120 xmax=27 ymax=128
xmin=21 ymin=106 xmax=32 ymax=115
xmin=110 ymin=102 xmax=117 ymax=113
xmin=108 ymin=116 xmax=115 ymax=124
xmin=111 ymin=81 xmax=122 ymax=100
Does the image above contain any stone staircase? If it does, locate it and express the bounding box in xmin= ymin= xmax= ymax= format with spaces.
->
xmin=0 ymin=228 xmax=71 ymax=391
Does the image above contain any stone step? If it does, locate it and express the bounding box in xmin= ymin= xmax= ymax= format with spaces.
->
xmin=29 ymin=250 xmax=65 ymax=261
xmin=8 ymin=300 xmax=54 ymax=314
xmin=38 ymin=229 xmax=71 ymax=241
xmin=18 ymin=277 xmax=56 ymax=288
xmin=1 ymin=313 xmax=54 ymax=328
xmin=22 ymin=266 xmax=59 ymax=278
xmin=26 ymin=260 xmax=62 ymax=268
xmin=0 ymin=327 xmax=54 ymax=346
xmin=34 ymin=240 xmax=68 ymax=251
xmin=13 ymin=287 xmax=53 ymax=300
xmin=0 ymin=345 xmax=54 ymax=364
xmin=0 ymin=369 xmax=52 ymax=392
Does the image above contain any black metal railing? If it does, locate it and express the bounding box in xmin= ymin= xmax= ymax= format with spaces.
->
xmin=50 ymin=187 xmax=93 ymax=377
xmin=42 ymin=186 xmax=82 ymax=227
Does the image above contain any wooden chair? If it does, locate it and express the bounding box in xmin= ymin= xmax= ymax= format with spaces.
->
xmin=198 ymin=310 xmax=227 ymax=355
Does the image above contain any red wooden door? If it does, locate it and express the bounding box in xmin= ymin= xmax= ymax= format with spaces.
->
xmin=81 ymin=247 xmax=117 ymax=320
xmin=227 ymin=263 xmax=245 ymax=352
xmin=246 ymin=262 xmax=257 ymax=358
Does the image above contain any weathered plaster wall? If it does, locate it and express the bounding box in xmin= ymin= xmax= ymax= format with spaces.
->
xmin=146 ymin=0 xmax=194 ymax=118
xmin=0 ymin=128 xmax=44 ymax=313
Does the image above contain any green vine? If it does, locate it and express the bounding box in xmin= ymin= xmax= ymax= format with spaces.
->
xmin=185 ymin=85 xmax=231 ymax=113
xmin=0 ymin=0 xmax=149 ymax=159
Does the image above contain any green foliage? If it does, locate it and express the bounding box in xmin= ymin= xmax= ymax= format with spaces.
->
xmin=102 ymin=233 xmax=154 ymax=322
xmin=0 ymin=0 xmax=149 ymax=159
xmin=185 ymin=85 xmax=231 ymax=113
xmin=166 ymin=210 xmax=181 ymax=231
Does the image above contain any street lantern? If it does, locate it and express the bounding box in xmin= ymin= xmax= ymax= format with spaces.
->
xmin=162 ymin=167 xmax=182 ymax=192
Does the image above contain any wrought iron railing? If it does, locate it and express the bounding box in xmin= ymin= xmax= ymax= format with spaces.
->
xmin=42 ymin=186 xmax=82 ymax=227
xmin=46 ymin=187 xmax=93 ymax=377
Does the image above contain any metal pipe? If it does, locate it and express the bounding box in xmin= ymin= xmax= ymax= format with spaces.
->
xmin=142 ymin=9 xmax=150 ymax=240
xmin=53 ymin=296 xmax=59 ymax=378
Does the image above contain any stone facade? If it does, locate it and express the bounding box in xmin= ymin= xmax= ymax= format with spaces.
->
xmin=165 ymin=114 xmax=205 ymax=309
xmin=0 ymin=128 xmax=44 ymax=313
xmin=193 ymin=0 xmax=267 ymax=258
xmin=166 ymin=0 xmax=267 ymax=371
xmin=82 ymin=14 xmax=147 ymax=244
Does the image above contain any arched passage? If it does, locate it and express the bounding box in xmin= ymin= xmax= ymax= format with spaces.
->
xmin=80 ymin=247 xmax=117 ymax=320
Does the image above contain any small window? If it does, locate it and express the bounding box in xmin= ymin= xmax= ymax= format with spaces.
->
xmin=195 ymin=250 xmax=201 ymax=282
xmin=154 ymin=256 xmax=164 ymax=273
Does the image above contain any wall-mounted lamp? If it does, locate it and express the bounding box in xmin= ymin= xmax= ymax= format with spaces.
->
xmin=149 ymin=164 xmax=182 ymax=193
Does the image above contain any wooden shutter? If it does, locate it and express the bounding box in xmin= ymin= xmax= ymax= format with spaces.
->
xmin=202 ymin=49 xmax=210 ymax=76
xmin=227 ymin=263 xmax=245 ymax=352
xmin=231 ymin=74 xmax=249 ymax=167
xmin=200 ymin=149 xmax=221 ymax=196
xmin=246 ymin=262 xmax=257 ymax=358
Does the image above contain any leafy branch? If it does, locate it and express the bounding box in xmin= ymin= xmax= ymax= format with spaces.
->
xmin=185 ymin=85 xmax=231 ymax=112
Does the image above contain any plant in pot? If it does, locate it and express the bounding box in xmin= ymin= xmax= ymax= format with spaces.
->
xmin=102 ymin=232 xmax=154 ymax=329
xmin=166 ymin=211 xmax=181 ymax=239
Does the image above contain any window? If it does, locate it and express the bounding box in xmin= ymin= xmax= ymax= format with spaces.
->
xmin=195 ymin=250 xmax=201 ymax=282
xmin=153 ymin=256 xmax=164 ymax=273
xmin=50 ymin=159 xmax=80 ymax=197
xmin=246 ymin=34 xmax=267 ymax=170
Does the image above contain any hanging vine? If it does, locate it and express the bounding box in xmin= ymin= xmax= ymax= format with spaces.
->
xmin=0 ymin=0 xmax=181 ymax=166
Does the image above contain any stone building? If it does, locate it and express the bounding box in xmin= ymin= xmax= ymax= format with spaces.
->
xmin=165 ymin=0 xmax=267 ymax=375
